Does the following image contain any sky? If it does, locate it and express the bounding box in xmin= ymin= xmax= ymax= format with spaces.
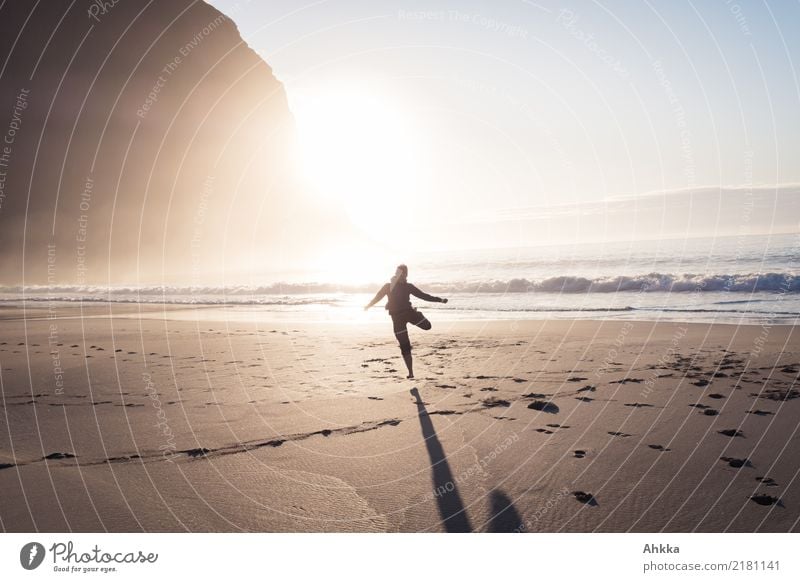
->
xmin=208 ymin=0 xmax=800 ymax=251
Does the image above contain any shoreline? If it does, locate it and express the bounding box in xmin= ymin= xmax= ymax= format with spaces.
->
xmin=1 ymin=301 xmax=797 ymax=327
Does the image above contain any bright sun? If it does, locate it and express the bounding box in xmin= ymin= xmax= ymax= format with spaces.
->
xmin=292 ymin=87 xmax=427 ymax=233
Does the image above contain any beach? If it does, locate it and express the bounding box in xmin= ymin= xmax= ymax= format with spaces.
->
xmin=0 ymin=304 xmax=798 ymax=532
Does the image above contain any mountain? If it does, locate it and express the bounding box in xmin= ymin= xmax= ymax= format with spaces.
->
xmin=0 ymin=0 xmax=333 ymax=284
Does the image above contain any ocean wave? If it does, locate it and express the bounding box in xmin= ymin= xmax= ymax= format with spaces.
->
xmin=0 ymin=294 xmax=342 ymax=306
xmin=445 ymin=272 xmax=799 ymax=293
xmin=0 ymin=272 xmax=797 ymax=298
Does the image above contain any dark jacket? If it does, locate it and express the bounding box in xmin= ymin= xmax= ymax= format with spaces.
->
xmin=368 ymin=281 xmax=445 ymax=314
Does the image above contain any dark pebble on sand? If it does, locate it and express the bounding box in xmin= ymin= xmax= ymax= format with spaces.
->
xmin=573 ymin=491 xmax=596 ymax=505
xmin=528 ymin=400 xmax=559 ymax=413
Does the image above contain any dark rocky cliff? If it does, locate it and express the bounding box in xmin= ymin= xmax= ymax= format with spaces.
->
xmin=0 ymin=0 xmax=302 ymax=284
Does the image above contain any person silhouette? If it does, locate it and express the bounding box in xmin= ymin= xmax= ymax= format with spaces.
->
xmin=364 ymin=264 xmax=448 ymax=379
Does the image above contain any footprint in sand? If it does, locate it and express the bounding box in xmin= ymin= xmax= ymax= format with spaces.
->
xmin=625 ymin=403 xmax=654 ymax=408
xmin=608 ymin=431 xmax=632 ymax=438
xmin=707 ymin=393 xmax=726 ymax=399
xmin=692 ymin=379 xmax=711 ymax=387
xmin=702 ymin=409 xmax=719 ymax=416
xmin=648 ymin=444 xmax=671 ymax=452
xmin=546 ymin=423 xmax=569 ymax=429
xmin=689 ymin=403 xmax=710 ymax=409
xmin=367 ymin=396 xmax=383 ymax=401
xmin=746 ymin=409 xmax=774 ymax=416
xmin=481 ymin=397 xmax=511 ymax=408
xmin=718 ymin=429 xmax=744 ymax=438
xmin=720 ymin=457 xmax=751 ymax=468
xmin=535 ymin=428 xmax=554 ymax=434
xmin=567 ymin=377 xmax=588 ymax=382
xmin=480 ymin=387 xmax=498 ymax=392
xmin=577 ymin=385 xmax=596 ymax=393
xmin=756 ymin=477 xmax=779 ymax=487
xmin=575 ymin=396 xmax=594 ymax=403
xmin=573 ymin=450 xmax=586 ymax=458
xmin=43 ymin=452 xmax=76 ymax=460
xmin=750 ymin=494 xmax=780 ymax=506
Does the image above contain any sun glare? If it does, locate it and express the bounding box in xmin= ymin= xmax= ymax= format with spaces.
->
xmin=292 ymin=87 xmax=427 ymax=235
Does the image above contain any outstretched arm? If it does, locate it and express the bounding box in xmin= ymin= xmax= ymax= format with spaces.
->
xmin=409 ymin=284 xmax=448 ymax=304
xmin=364 ymin=284 xmax=389 ymax=310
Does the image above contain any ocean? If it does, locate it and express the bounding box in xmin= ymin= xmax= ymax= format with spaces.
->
xmin=3 ymin=233 xmax=798 ymax=324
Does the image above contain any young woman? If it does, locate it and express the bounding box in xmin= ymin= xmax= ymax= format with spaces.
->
xmin=364 ymin=264 xmax=448 ymax=379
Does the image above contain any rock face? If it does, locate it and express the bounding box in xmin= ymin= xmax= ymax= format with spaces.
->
xmin=0 ymin=0 xmax=302 ymax=283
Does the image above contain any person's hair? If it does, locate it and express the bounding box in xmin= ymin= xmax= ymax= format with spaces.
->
xmin=396 ymin=264 xmax=408 ymax=279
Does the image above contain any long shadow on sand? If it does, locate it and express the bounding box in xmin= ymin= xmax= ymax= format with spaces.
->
xmin=487 ymin=490 xmax=524 ymax=532
xmin=411 ymin=387 xmax=473 ymax=532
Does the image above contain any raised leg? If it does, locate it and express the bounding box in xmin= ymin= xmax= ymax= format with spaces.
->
xmin=412 ymin=312 xmax=432 ymax=330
